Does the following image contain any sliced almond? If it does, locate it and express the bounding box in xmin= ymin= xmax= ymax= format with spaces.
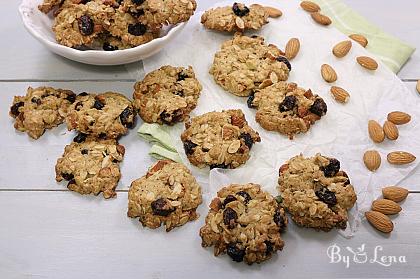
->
xmin=321 ymin=64 xmax=337 ymax=83
xmin=332 ymin=40 xmax=352 ymax=58
xmin=330 ymin=86 xmax=349 ymax=103
xmin=235 ymin=17 xmax=245 ymax=30
xmin=227 ymin=140 xmax=241 ymax=153
xmin=387 ymin=151 xmax=416 ymax=165
xmin=387 ymin=111 xmax=411 ymax=125
xmin=383 ymin=121 xmax=399 ymax=140
xmin=363 ymin=150 xmax=381 ymax=172
xmin=300 ymin=1 xmax=320 ymax=13
xmin=310 ymin=12 xmax=332 ymax=26
xmin=349 ymin=34 xmax=368 ymax=47
xmin=357 ymin=56 xmax=378 ymax=70
xmin=264 ymin=6 xmax=282 ymax=18
xmin=259 ymin=79 xmax=273 ymax=89
xmin=368 ymin=120 xmax=385 ymax=143
xmin=285 ymin=38 xmax=300 ymax=60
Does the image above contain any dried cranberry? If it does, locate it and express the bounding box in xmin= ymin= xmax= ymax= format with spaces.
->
xmin=223 ymin=207 xmax=238 ymax=229
xmin=273 ymin=209 xmax=286 ymax=232
xmin=128 ymin=23 xmax=147 ymax=36
xmin=183 ymin=140 xmax=197 ymax=155
xmin=320 ymin=158 xmax=340 ymax=177
xmin=315 ymin=187 xmax=337 ymax=206
xmin=10 ymin=102 xmax=24 ymax=116
xmin=276 ymin=56 xmax=292 ymax=71
xmin=73 ymin=133 xmax=87 ymax=143
xmin=177 ymin=72 xmax=189 ymax=81
xmin=226 ymin=243 xmax=245 ymax=262
xmin=232 ymin=3 xmax=250 ymax=17
xmin=279 ymin=95 xmax=297 ymax=112
xmin=223 ymin=195 xmax=237 ymax=207
xmin=120 ymin=107 xmax=134 ymax=128
xmin=309 ymin=98 xmax=327 ymax=117
xmin=151 ymin=198 xmax=175 ymax=216
xmin=236 ymin=191 xmax=251 ymax=204
xmin=239 ymin=133 xmax=253 ymax=149
xmin=78 ymin=15 xmax=94 ymax=36
xmin=103 ymin=43 xmax=118 ymax=51
xmin=61 ymin=173 xmax=74 ymax=181
xmin=66 ymin=93 xmax=76 ymax=103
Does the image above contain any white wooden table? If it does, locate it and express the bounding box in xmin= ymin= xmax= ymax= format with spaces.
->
xmin=1 ymin=1 xmax=419 ymax=278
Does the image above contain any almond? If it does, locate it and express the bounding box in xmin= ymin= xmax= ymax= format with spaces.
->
xmin=416 ymin=80 xmax=420 ymax=94
xmin=349 ymin=34 xmax=368 ymax=47
xmin=311 ymin=12 xmax=332 ymax=26
xmin=235 ymin=17 xmax=245 ymax=30
xmin=363 ymin=150 xmax=381 ymax=171
xmin=332 ymin=40 xmax=352 ymax=58
xmin=382 ymin=186 xmax=409 ymax=202
xmin=387 ymin=151 xmax=416 ymax=165
xmin=368 ymin=120 xmax=385 ymax=143
xmin=285 ymin=38 xmax=300 ymax=60
xmin=372 ymin=199 xmax=402 ymax=215
xmin=387 ymin=111 xmax=411 ymax=125
xmin=264 ymin=6 xmax=282 ymax=18
xmin=321 ymin=64 xmax=337 ymax=83
xmin=383 ymin=121 xmax=399 ymax=140
xmin=357 ymin=56 xmax=378 ymax=70
xmin=365 ymin=211 xmax=394 ymax=233
xmin=300 ymin=1 xmax=320 ymax=13
xmin=330 ymin=86 xmax=349 ymax=103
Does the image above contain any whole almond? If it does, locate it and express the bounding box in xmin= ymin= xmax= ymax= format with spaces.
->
xmin=368 ymin=120 xmax=385 ymax=143
xmin=372 ymin=199 xmax=402 ymax=215
xmin=357 ymin=56 xmax=378 ymax=70
xmin=365 ymin=211 xmax=394 ymax=233
xmin=330 ymin=86 xmax=350 ymax=103
xmin=321 ymin=64 xmax=337 ymax=83
xmin=311 ymin=12 xmax=332 ymax=26
xmin=383 ymin=121 xmax=399 ymax=140
xmin=416 ymin=80 xmax=420 ymax=94
xmin=264 ymin=6 xmax=282 ymax=18
xmin=387 ymin=111 xmax=411 ymax=125
xmin=363 ymin=150 xmax=381 ymax=171
xmin=349 ymin=34 xmax=368 ymax=47
xmin=285 ymin=38 xmax=300 ymax=60
xmin=332 ymin=40 xmax=352 ymax=58
xmin=300 ymin=1 xmax=320 ymax=13
xmin=382 ymin=186 xmax=409 ymax=202
xmin=387 ymin=151 xmax=416 ymax=165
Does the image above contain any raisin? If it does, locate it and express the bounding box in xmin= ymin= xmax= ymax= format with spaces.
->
xmin=128 ymin=23 xmax=147 ymax=36
xmin=236 ymin=191 xmax=251 ymax=204
xmin=209 ymin=163 xmax=229 ymax=170
xmin=265 ymin=241 xmax=274 ymax=255
xmin=183 ymin=140 xmax=197 ymax=155
xmin=247 ymin=93 xmax=255 ymax=108
xmin=78 ymin=92 xmax=88 ymax=96
xmin=320 ymin=158 xmax=340 ymax=177
xmin=275 ymin=195 xmax=283 ymax=204
xmin=159 ymin=109 xmax=183 ymax=125
xmin=93 ymin=99 xmax=105 ymax=110
xmin=151 ymin=198 xmax=174 ymax=216
xmin=66 ymin=93 xmax=76 ymax=103
xmin=276 ymin=56 xmax=292 ymax=71
xmin=279 ymin=95 xmax=297 ymax=112
xmin=177 ymin=72 xmax=189 ymax=81
xmin=81 ymin=149 xmax=88 ymax=155
xmin=98 ymin=132 xmax=107 ymax=139
xmin=73 ymin=133 xmax=87 ymax=143
xmin=273 ymin=209 xmax=286 ymax=232
xmin=223 ymin=207 xmax=238 ymax=229
xmin=232 ymin=2 xmax=249 ymax=17
xmin=226 ymin=243 xmax=245 ymax=262
xmin=75 ymin=101 xmax=84 ymax=111
xmin=174 ymin=91 xmax=184 ymax=97
xmin=132 ymin=0 xmax=145 ymax=4
xmin=61 ymin=173 xmax=74 ymax=181
xmin=120 ymin=107 xmax=134 ymax=128
xmin=78 ymin=15 xmax=94 ymax=36
xmin=309 ymin=98 xmax=327 ymax=117
xmin=31 ymin=97 xmax=41 ymax=105
xmin=315 ymin=186 xmax=337 ymax=206
xmin=340 ymin=171 xmax=350 ymax=185
xmin=103 ymin=43 xmax=118 ymax=51
xmin=239 ymin=133 xmax=254 ymax=149
xmin=10 ymin=102 xmax=24 ymax=116
xmin=129 ymin=9 xmax=145 ymax=17
xmin=223 ymin=195 xmax=237 ymax=207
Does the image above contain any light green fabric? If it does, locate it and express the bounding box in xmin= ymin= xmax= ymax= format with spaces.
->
xmin=313 ymin=0 xmax=415 ymax=73
xmin=138 ymin=0 xmax=416 ymax=161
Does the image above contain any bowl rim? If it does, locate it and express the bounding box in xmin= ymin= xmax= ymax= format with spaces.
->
xmin=18 ymin=0 xmax=187 ymax=58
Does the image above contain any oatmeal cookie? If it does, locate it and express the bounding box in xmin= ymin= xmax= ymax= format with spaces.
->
xmin=199 ymin=183 xmax=287 ymax=264
xmin=278 ymin=154 xmax=357 ymax=231
xmin=210 ymin=34 xmax=290 ymax=97
xmin=55 ymin=135 xmax=125 ymax=199
xmin=127 ymin=160 xmax=202 ymax=231
xmin=201 ymin=3 xmax=269 ymax=33
xmin=180 ymin=109 xmax=261 ymax=169
xmin=9 ymin=86 xmax=76 ymax=139
xmin=133 ymin=65 xmax=202 ymax=125
xmin=65 ymin=91 xmax=136 ymax=139
xmin=248 ymin=81 xmax=327 ymax=139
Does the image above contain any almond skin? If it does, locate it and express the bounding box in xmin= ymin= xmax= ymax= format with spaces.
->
xmin=363 ymin=150 xmax=381 ymax=171
xmin=368 ymin=120 xmax=385 ymax=143
xmin=264 ymin=6 xmax=282 ymax=18
xmin=383 ymin=121 xmax=399 ymax=140
xmin=311 ymin=12 xmax=332 ymax=26
xmin=321 ymin=64 xmax=337 ymax=83
xmin=300 ymin=1 xmax=320 ymax=13
xmin=357 ymin=56 xmax=378 ymax=70
xmin=387 ymin=151 xmax=416 ymax=165
xmin=332 ymin=40 xmax=352 ymax=58
xmin=349 ymin=34 xmax=368 ymax=47
xmin=382 ymin=186 xmax=409 ymax=202
xmin=372 ymin=199 xmax=402 ymax=215
xmin=285 ymin=38 xmax=300 ymax=60
xmin=387 ymin=111 xmax=411 ymax=125
xmin=365 ymin=211 xmax=394 ymax=233
xmin=330 ymin=86 xmax=349 ymax=103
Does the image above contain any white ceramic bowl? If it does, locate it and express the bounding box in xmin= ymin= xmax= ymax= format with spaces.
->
xmin=19 ymin=0 xmax=187 ymax=65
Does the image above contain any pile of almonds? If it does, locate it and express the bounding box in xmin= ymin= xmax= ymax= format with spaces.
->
xmin=365 ymin=186 xmax=409 ymax=233
xmin=364 ymin=111 xmax=416 ymax=171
